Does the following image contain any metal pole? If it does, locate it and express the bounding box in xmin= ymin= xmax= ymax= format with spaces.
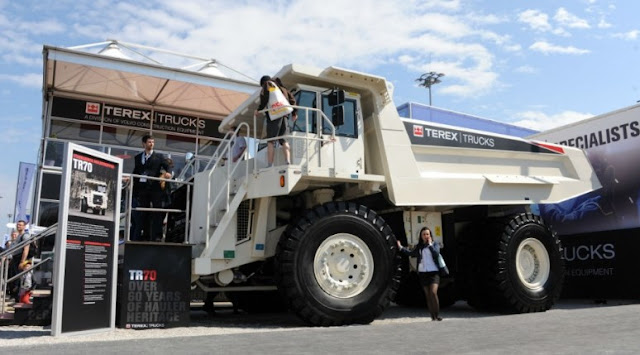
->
xmin=429 ymin=86 xmax=432 ymax=106
xmin=185 ymin=184 xmax=191 ymax=244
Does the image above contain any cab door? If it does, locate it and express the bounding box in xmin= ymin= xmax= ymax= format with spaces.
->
xmin=319 ymin=92 xmax=364 ymax=177
xmin=290 ymin=87 xmax=364 ymax=177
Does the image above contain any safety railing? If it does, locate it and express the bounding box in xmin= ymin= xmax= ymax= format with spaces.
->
xmin=122 ymin=173 xmax=194 ymax=243
xmin=0 ymin=224 xmax=57 ymax=314
xmin=254 ymin=105 xmax=337 ymax=174
xmin=175 ymin=154 xmax=197 ymax=182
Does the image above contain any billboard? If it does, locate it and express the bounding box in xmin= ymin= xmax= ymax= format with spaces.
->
xmin=530 ymin=104 xmax=640 ymax=235
xmin=51 ymin=96 xmax=224 ymax=138
xmin=530 ymin=104 xmax=640 ymax=297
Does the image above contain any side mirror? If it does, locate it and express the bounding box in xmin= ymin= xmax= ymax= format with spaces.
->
xmin=332 ymin=106 xmax=344 ymax=127
xmin=328 ymin=90 xmax=345 ymax=106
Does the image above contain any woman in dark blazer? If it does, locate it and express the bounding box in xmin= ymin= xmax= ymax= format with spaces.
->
xmin=397 ymin=226 xmax=444 ymax=321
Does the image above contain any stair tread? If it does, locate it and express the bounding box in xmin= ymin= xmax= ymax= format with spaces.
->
xmin=0 ymin=312 xmax=15 ymax=319
xmin=12 ymin=303 xmax=33 ymax=309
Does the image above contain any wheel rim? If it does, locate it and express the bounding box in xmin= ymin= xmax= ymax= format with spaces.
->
xmin=314 ymin=233 xmax=374 ymax=299
xmin=515 ymin=238 xmax=550 ymax=290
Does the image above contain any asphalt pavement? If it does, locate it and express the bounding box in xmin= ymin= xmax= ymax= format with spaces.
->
xmin=0 ymin=299 xmax=638 ymax=354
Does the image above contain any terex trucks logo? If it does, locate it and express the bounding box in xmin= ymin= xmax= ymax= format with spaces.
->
xmin=413 ymin=125 xmax=424 ymax=137
xmin=104 ymin=104 xmax=152 ymax=121
xmin=85 ymin=102 xmax=100 ymax=115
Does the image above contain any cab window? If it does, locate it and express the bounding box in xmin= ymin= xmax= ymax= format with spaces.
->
xmin=321 ymin=96 xmax=358 ymax=138
xmin=292 ymin=90 xmax=317 ymax=133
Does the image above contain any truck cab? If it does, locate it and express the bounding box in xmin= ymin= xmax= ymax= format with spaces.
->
xmin=288 ymin=85 xmax=365 ymax=178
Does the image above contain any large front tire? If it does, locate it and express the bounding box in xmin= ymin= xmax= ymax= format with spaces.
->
xmin=462 ymin=213 xmax=564 ymax=313
xmin=275 ymin=202 xmax=401 ymax=326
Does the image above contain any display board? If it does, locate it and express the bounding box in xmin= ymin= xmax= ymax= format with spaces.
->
xmin=51 ymin=143 xmax=122 ymax=336
xmin=119 ymin=243 xmax=191 ymax=329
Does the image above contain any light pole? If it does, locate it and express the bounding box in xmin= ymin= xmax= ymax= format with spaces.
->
xmin=416 ymin=72 xmax=445 ymax=106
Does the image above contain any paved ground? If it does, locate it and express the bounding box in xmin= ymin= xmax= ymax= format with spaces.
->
xmin=0 ymin=299 xmax=638 ymax=354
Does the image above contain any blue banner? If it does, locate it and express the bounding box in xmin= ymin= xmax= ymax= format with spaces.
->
xmin=14 ymin=162 xmax=36 ymax=223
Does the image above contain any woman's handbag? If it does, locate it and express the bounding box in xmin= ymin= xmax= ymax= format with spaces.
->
xmin=266 ymin=81 xmax=293 ymax=120
xmin=437 ymin=254 xmax=450 ymax=277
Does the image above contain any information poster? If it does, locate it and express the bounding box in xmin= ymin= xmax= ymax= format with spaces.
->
xmin=52 ymin=143 xmax=122 ymax=336
xmin=119 ymin=243 xmax=191 ymax=329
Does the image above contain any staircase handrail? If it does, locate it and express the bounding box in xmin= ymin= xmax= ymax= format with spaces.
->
xmin=204 ymin=123 xmax=251 ymax=243
xmin=1 ymin=223 xmax=57 ymax=313
xmin=0 ymin=223 xmax=58 ymax=259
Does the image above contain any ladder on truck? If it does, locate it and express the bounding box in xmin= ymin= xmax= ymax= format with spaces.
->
xmin=198 ymin=123 xmax=251 ymax=260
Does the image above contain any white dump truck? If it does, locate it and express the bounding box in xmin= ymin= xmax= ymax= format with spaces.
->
xmin=80 ymin=178 xmax=108 ymax=215
xmin=187 ymin=64 xmax=599 ymax=325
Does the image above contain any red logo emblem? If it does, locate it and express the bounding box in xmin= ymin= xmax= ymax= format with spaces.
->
xmin=413 ymin=125 xmax=423 ymax=137
xmin=86 ymin=102 xmax=100 ymax=115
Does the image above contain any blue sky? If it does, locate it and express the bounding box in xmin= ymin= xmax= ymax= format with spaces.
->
xmin=0 ymin=0 xmax=639 ymax=223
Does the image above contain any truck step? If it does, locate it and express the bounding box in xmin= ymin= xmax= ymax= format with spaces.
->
xmin=0 ymin=312 xmax=15 ymax=326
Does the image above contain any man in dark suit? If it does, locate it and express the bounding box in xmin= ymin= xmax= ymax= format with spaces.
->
xmin=132 ymin=135 xmax=171 ymax=241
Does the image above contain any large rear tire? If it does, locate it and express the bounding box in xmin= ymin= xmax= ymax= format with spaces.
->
xmin=461 ymin=213 xmax=564 ymax=313
xmin=275 ymin=202 xmax=401 ymax=326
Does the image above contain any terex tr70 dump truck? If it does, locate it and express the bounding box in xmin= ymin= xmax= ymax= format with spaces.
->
xmin=187 ymin=64 xmax=599 ymax=326
xmin=80 ymin=178 xmax=108 ymax=215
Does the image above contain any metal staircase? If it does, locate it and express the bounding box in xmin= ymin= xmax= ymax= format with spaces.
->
xmin=0 ymin=225 xmax=57 ymax=326
xmin=198 ymin=124 xmax=250 ymax=260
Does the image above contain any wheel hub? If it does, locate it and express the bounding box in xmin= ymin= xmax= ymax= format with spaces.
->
xmin=515 ymin=238 xmax=550 ymax=290
xmin=314 ymin=233 xmax=374 ymax=298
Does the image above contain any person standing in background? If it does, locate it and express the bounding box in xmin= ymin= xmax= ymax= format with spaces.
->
xmin=14 ymin=220 xmax=35 ymax=304
xmin=131 ymin=135 xmax=171 ymax=241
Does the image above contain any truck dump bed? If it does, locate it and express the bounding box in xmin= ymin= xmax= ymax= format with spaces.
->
xmin=386 ymin=118 xmax=601 ymax=206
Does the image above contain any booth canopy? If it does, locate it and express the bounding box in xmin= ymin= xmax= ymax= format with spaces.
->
xmin=43 ymin=45 xmax=259 ymax=120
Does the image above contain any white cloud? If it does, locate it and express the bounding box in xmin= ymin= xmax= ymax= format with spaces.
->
xmin=529 ymin=41 xmax=590 ymax=55
xmin=613 ymin=30 xmax=640 ymax=40
xmin=518 ymin=9 xmax=552 ymax=32
xmin=503 ymin=44 xmax=522 ymax=52
xmin=515 ymin=65 xmax=537 ymax=74
xmin=554 ymin=8 xmax=590 ymax=29
xmin=399 ymin=46 xmax=499 ymax=98
xmin=551 ymin=27 xmax=572 ymax=37
xmin=0 ymin=73 xmax=41 ymax=89
xmin=513 ymin=110 xmax=593 ymax=130
xmin=598 ymin=19 xmax=612 ymax=28
xmin=41 ymin=0 xmax=505 ymax=99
